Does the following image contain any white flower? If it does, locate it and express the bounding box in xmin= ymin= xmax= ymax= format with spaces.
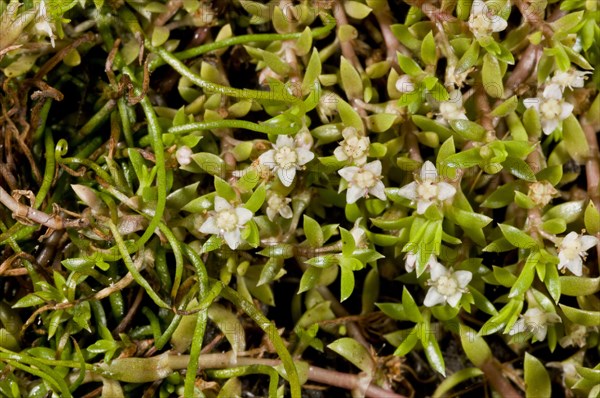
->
xmin=333 ymin=127 xmax=370 ymax=165
xmin=396 ymin=161 xmax=456 ymax=214
xmin=556 ymin=232 xmax=598 ymax=276
xmin=423 ymin=261 xmax=472 ymax=307
xmin=265 ymin=191 xmax=292 ymax=221
xmin=176 ymin=146 xmax=193 ymax=166
xmin=523 ymin=84 xmax=574 ymax=135
xmin=199 ymin=196 xmax=253 ymax=250
xmin=405 ymin=252 xmax=438 ymax=273
xmin=34 ymin=0 xmax=56 ymax=47
xmin=258 ymin=135 xmax=314 ymax=187
xmin=550 ymin=69 xmax=591 ymax=91
xmin=468 ymin=0 xmax=508 ymax=41
xmin=395 ymin=75 xmax=415 ymax=93
xmin=436 ymin=90 xmax=467 ymax=126
xmin=338 ymin=160 xmax=386 ymax=204
xmin=509 ymin=307 xmax=561 ymax=342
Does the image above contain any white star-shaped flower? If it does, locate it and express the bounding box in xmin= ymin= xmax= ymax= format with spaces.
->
xmin=550 ymin=69 xmax=591 ymax=91
xmin=338 ymin=160 xmax=386 ymax=204
xmin=258 ymin=135 xmax=314 ymax=187
xmin=509 ymin=307 xmax=561 ymax=342
xmin=199 ymin=196 xmax=253 ymax=250
xmin=396 ymin=161 xmax=456 ymax=214
xmin=523 ymin=84 xmax=574 ymax=135
xmin=468 ymin=0 xmax=508 ymax=42
xmin=436 ymin=90 xmax=467 ymax=126
xmin=333 ymin=127 xmax=370 ymax=165
xmin=556 ymin=231 xmax=598 ymax=276
xmin=265 ymin=191 xmax=292 ymax=221
xmin=423 ymin=261 xmax=472 ymax=307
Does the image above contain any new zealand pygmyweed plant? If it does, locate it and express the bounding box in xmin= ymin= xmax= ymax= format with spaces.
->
xmin=0 ymin=0 xmax=599 ymax=397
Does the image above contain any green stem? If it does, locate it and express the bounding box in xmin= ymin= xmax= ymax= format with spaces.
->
xmin=206 ymin=365 xmax=279 ymax=397
xmin=73 ymin=100 xmax=115 ymax=145
xmin=107 ymin=221 xmax=170 ymax=309
xmin=118 ymin=98 xmax=135 ymax=148
xmin=34 ymin=130 xmax=56 ymax=209
xmin=148 ymin=15 xmax=336 ymax=71
xmin=180 ymin=243 xmax=209 ymax=397
xmin=169 ymin=119 xmax=288 ymax=135
xmin=153 ymin=46 xmax=302 ymax=103
xmin=33 ymin=99 xmax=53 ymax=144
xmin=142 ymin=306 xmax=162 ymax=342
xmin=220 ymin=285 xmax=301 ymax=398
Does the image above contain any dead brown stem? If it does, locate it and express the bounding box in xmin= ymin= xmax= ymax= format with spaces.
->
xmin=480 ymin=359 xmax=523 ymax=398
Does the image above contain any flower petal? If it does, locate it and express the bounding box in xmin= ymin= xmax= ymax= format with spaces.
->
xmin=258 ymin=150 xmax=275 ymax=168
xmin=369 ymin=181 xmax=387 ymax=201
xmin=334 ymin=146 xmax=348 ymax=162
xmin=447 ymin=292 xmax=462 ymax=307
xmin=417 ymin=200 xmax=432 ymax=214
xmin=266 ymin=207 xmax=277 ymax=221
xmin=342 ymin=126 xmax=357 ymax=139
xmin=437 ymin=182 xmax=457 ymax=201
xmin=279 ymin=205 xmax=293 ymax=219
xmin=420 ymin=160 xmax=438 ymax=180
xmin=338 ymin=166 xmax=359 ymax=181
xmin=355 ymin=154 xmax=368 ymax=165
xmin=565 ymin=258 xmax=583 ymax=276
xmin=542 ymin=119 xmax=559 ymax=135
xmin=405 ymin=252 xmax=417 ymax=272
xmin=560 ymin=102 xmax=574 ymax=120
xmin=235 ymin=207 xmax=253 ymax=225
xmin=277 ymin=167 xmax=295 ymax=187
xmin=223 ymin=230 xmax=242 ymax=250
xmin=533 ymin=326 xmax=548 ymax=342
xmin=199 ymin=217 xmax=219 ymax=235
xmin=396 ymin=182 xmax=418 ymax=201
xmin=509 ymin=319 xmax=526 ymax=335
xmin=346 ymin=185 xmax=364 ymax=204
xmin=214 ymin=196 xmax=231 ymax=212
xmin=470 ymin=0 xmax=486 ymax=15
xmin=423 ymin=288 xmax=445 ymax=307
xmin=580 ymin=235 xmax=599 ymax=251
xmin=491 ymin=17 xmax=507 ymax=32
xmin=429 ymin=261 xmax=447 ymax=281
xmin=454 ymin=270 xmax=473 ymax=288
xmin=296 ymin=148 xmax=315 ymax=165
xmin=276 ymin=135 xmax=295 ymax=148
xmin=364 ymin=160 xmax=382 ymax=176
xmin=543 ymin=84 xmax=563 ymax=100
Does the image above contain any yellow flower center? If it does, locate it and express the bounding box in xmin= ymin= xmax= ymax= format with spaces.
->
xmin=540 ymin=99 xmax=562 ymax=120
xmin=417 ymin=180 xmax=438 ymax=201
xmin=353 ymin=170 xmax=377 ymax=189
xmin=436 ymin=275 xmax=458 ymax=296
xmin=216 ymin=210 xmax=238 ymax=232
xmin=267 ymin=194 xmax=285 ymax=211
xmin=343 ymin=136 xmax=368 ymax=159
xmin=562 ymin=240 xmax=582 ymax=261
xmin=274 ymin=146 xmax=298 ymax=169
